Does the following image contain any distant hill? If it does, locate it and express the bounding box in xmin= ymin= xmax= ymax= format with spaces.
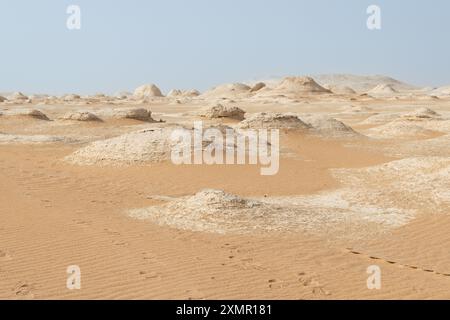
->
xmin=311 ymin=74 xmax=418 ymax=93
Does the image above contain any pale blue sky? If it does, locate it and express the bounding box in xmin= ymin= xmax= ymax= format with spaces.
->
xmin=0 ymin=0 xmax=449 ymax=94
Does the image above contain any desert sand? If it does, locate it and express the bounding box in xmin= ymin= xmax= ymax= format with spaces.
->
xmin=1 ymin=75 xmax=450 ymax=299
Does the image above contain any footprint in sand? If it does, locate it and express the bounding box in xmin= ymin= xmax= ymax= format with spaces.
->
xmin=267 ymin=279 xmax=287 ymax=289
xmin=112 ymin=239 xmax=129 ymax=246
xmin=139 ymin=270 xmax=163 ymax=280
xmin=239 ymin=257 xmax=266 ymax=271
xmin=72 ymin=219 xmax=92 ymax=226
xmin=13 ymin=282 xmax=35 ymax=299
xmin=184 ymin=289 xmax=205 ymax=300
xmin=104 ymin=228 xmax=121 ymax=236
xmin=0 ymin=250 xmax=12 ymax=262
xmin=297 ymin=272 xmax=331 ymax=296
xmin=142 ymin=252 xmax=157 ymax=262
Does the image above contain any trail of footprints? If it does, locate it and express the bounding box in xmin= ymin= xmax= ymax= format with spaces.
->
xmin=345 ymin=248 xmax=450 ymax=277
xmin=0 ymin=251 xmax=35 ymax=299
xmin=220 ymin=243 xmax=331 ymax=296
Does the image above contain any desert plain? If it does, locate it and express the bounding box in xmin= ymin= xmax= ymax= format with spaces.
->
xmin=1 ymin=74 xmax=450 ymax=299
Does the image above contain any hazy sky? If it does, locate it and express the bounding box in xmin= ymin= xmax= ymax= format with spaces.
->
xmin=0 ymin=0 xmax=449 ymax=94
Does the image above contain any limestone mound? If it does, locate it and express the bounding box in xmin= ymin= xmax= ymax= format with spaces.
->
xmin=313 ymin=74 xmax=418 ymax=93
xmin=0 ymin=134 xmax=69 ymax=144
xmin=238 ymin=112 xmax=311 ymax=130
xmin=432 ymin=86 xmax=450 ymax=96
xmin=114 ymin=91 xmax=132 ymax=99
xmin=200 ymin=104 xmax=246 ymax=120
xmin=274 ymin=77 xmax=331 ymax=95
xmin=60 ymin=111 xmax=102 ymax=122
xmin=360 ymin=113 xmax=401 ymax=125
xmin=65 ymin=128 xmax=185 ymax=165
xmin=368 ymin=84 xmax=398 ymax=95
xmin=372 ymin=134 xmax=450 ymax=157
xmin=129 ymin=189 xmax=275 ymax=234
xmin=129 ymin=158 xmax=450 ymax=236
xmin=366 ymin=120 xmax=438 ymax=139
xmin=250 ymin=82 xmax=266 ymax=93
xmin=333 ymin=157 xmax=450 ymax=215
xmin=186 ymin=89 xmax=201 ymax=97
xmin=128 ymin=187 xmax=410 ymax=237
xmin=300 ymin=115 xmax=361 ymax=138
xmin=111 ymin=108 xmax=154 ymax=121
xmin=202 ymin=83 xmax=251 ymax=98
xmin=0 ymin=96 xmax=5 ymax=102
xmin=402 ymin=107 xmax=441 ymax=120
xmin=134 ymin=84 xmax=163 ymax=98
xmin=417 ymin=95 xmax=439 ymax=101
xmin=167 ymin=89 xmax=201 ymax=98
xmin=66 ymin=125 xmax=263 ymax=166
xmin=167 ymin=89 xmax=182 ymax=97
xmin=342 ymin=105 xmax=373 ymax=113
xmin=63 ymin=94 xmax=81 ymax=101
xmin=7 ymin=109 xmax=50 ymax=120
xmin=327 ymin=85 xmax=356 ymax=95
xmin=7 ymin=92 xmax=28 ymax=101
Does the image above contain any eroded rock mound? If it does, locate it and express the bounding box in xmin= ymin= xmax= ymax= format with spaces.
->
xmin=111 ymin=108 xmax=154 ymax=121
xmin=250 ymin=82 xmax=266 ymax=93
xmin=238 ymin=112 xmax=311 ymax=130
xmin=7 ymin=92 xmax=28 ymax=101
xmin=0 ymin=134 xmax=70 ymax=144
xmin=134 ymin=84 xmax=163 ymax=98
xmin=368 ymin=84 xmax=398 ymax=95
xmin=63 ymin=94 xmax=81 ymax=102
xmin=300 ymin=115 xmax=361 ymax=138
xmin=200 ymin=104 xmax=246 ymax=120
xmin=65 ymin=128 xmax=185 ymax=165
xmin=202 ymin=83 xmax=251 ymax=98
xmin=167 ymin=89 xmax=182 ymax=97
xmin=333 ymin=157 xmax=450 ymax=215
xmin=360 ymin=113 xmax=401 ymax=125
xmin=366 ymin=120 xmax=438 ymax=139
xmin=402 ymin=107 xmax=441 ymax=120
xmin=60 ymin=111 xmax=101 ymax=122
xmin=7 ymin=109 xmax=50 ymax=120
xmin=115 ymin=92 xmax=132 ymax=100
xmin=129 ymin=189 xmax=277 ymax=234
xmin=342 ymin=105 xmax=373 ymax=113
xmin=327 ymin=85 xmax=356 ymax=95
xmin=168 ymin=89 xmax=200 ymax=98
xmin=275 ymin=77 xmax=331 ymax=95
xmin=128 ymin=186 xmax=411 ymax=236
xmin=66 ymin=125 xmax=263 ymax=166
